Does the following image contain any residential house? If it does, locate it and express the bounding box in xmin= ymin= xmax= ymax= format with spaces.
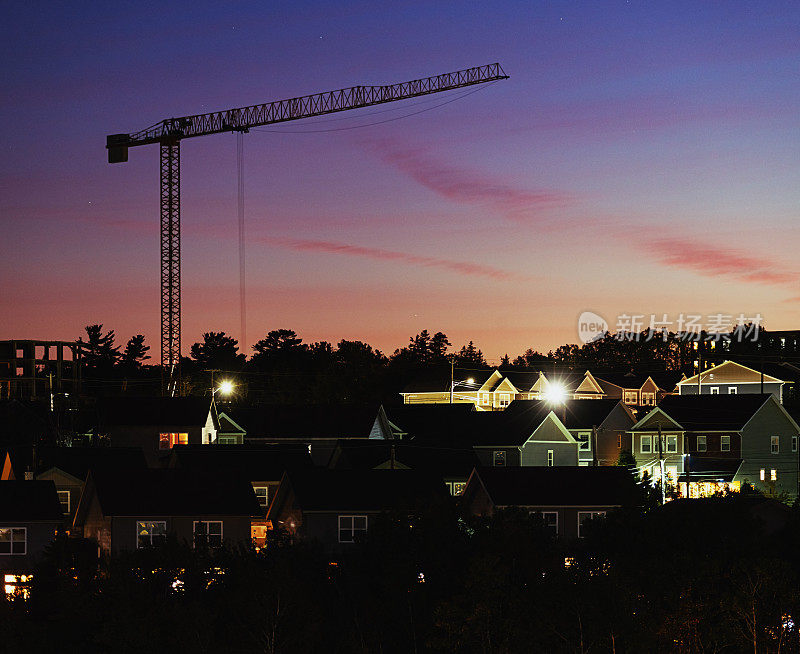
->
xmin=0 ymin=481 xmax=63 ymax=595
xmin=164 ymin=444 xmax=313 ymax=547
xmin=99 ymin=397 xmax=217 ymax=465
xmin=461 ymin=466 xmax=638 ymax=539
xmin=1 ymin=446 xmax=146 ymax=531
xmin=222 ymin=404 xmax=394 ymax=464
xmin=400 ymin=368 xmax=606 ymax=411
xmin=327 ymin=440 xmax=479 ymax=496
xmin=266 ymin=469 xmax=449 ymax=548
xmin=73 ymin=469 xmax=261 ymax=556
xmin=468 ymin=399 xmax=634 ymax=468
xmin=595 ymin=371 xmax=681 ymax=406
xmin=676 ymin=360 xmax=787 ymax=402
xmin=631 ymin=394 xmax=800 ymax=498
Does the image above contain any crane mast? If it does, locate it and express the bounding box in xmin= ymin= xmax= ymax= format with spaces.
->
xmin=106 ymin=63 xmax=508 ymax=395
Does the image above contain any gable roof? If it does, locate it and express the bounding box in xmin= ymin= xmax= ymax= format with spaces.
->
xmin=166 ymin=443 xmax=313 ymax=479
xmin=81 ymin=469 xmax=262 ymax=517
xmin=634 ymin=394 xmax=772 ymax=431
xmin=0 ymin=480 xmax=63 ymax=521
xmin=383 ymin=403 xmax=476 ymax=443
xmin=100 ymin=397 xmax=213 ymax=428
xmin=328 ymin=440 xmax=479 ymax=476
xmin=470 ymin=466 xmax=638 ymax=507
xmin=270 ymin=469 xmax=448 ymax=514
xmin=679 ymin=360 xmax=785 ymax=386
xmin=224 ymin=404 xmax=386 ymax=440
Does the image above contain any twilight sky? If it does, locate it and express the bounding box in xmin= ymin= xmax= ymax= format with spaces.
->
xmin=2 ymin=1 xmax=798 ymax=363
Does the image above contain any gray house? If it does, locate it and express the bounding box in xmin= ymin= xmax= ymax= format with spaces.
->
xmin=467 ymin=399 xmax=634 ymax=468
xmin=677 ymin=361 xmax=786 ymax=402
xmin=74 ymin=469 xmax=261 ymax=555
xmin=461 ymin=466 xmax=638 ymax=539
xmin=266 ymin=469 xmax=449 ymax=549
xmin=631 ymin=394 xmax=800 ymax=498
xmin=0 ymin=481 xmax=63 ymax=596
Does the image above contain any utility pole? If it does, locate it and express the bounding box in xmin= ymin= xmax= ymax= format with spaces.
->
xmin=697 ymin=350 xmax=702 ymax=394
xmin=449 ymin=358 xmax=455 ymax=404
xmin=657 ymin=423 xmax=665 ymax=504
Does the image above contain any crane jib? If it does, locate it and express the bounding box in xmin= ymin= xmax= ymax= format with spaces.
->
xmin=106 ymin=63 xmax=507 ymax=163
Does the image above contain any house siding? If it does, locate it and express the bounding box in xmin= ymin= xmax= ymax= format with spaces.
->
xmin=520 ymin=442 xmax=577 ymax=467
xmin=0 ymin=521 xmax=60 ymax=573
xmin=736 ymin=400 xmax=799 ymax=497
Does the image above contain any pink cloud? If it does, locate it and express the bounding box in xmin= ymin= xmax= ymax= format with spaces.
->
xmin=261 ymin=236 xmax=524 ymax=281
xmin=364 ymin=139 xmax=572 ymax=222
xmin=639 ymin=237 xmax=798 ymax=288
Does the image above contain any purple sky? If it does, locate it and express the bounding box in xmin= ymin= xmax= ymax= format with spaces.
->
xmin=2 ymin=1 xmax=798 ymax=362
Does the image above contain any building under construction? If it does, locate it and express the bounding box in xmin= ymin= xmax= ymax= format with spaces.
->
xmin=0 ymin=340 xmax=82 ymax=401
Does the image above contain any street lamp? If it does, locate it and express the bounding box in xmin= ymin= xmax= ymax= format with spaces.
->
xmin=216 ymin=380 xmax=234 ymax=396
xmin=543 ymin=382 xmax=568 ymax=405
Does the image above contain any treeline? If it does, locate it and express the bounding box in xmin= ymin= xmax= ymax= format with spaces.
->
xmin=5 ymin=494 xmax=800 ymax=652
xmin=75 ymin=323 xmax=788 ymax=403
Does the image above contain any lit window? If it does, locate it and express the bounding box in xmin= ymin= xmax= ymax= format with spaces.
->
xmin=0 ymin=528 xmax=26 ymax=555
xmin=547 ymin=449 xmax=554 ymax=466
xmin=479 ymin=393 xmax=490 ymax=405
xmin=253 ymin=486 xmax=269 ymax=510
xmin=760 ymin=469 xmax=766 ymax=481
xmin=137 ymin=521 xmax=166 ymax=548
xmin=451 ymin=482 xmax=465 ymax=496
xmin=492 ymin=450 xmax=506 ymax=467
xmin=193 ymin=521 xmax=223 ymax=548
xmin=697 ymin=436 xmax=707 ymax=452
xmin=640 ymin=435 xmax=652 ymax=454
xmin=665 ymin=435 xmax=678 ymax=453
xmin=623 ymin=391 xmax=638 ymax=404
xmin=728 ymin=387 xmax=737 ymax=394
xmin=577 ymin=511 xmax=606 ymax=538
xmin=771 ymin=469 xmax=777 ymax=482
xmin=57 ymin=490 xmax=70 ymax=515
xmin=530 ymin=511 xmax=558 ymax=536
xmin=642 ymin=392 xmax=656 ymax=405
xmin=498 ymin=393 xmax=511 ymax=408
xmin=721 ymin=436 xmax=731 ymax=452
xmin=577 ymin=432 xmax=591 ymax=451
xmin=338 ymin=515 xmax=367 ymax=543
xmin=771 ymin=436 xmax=779 ymax=454
xmin=617 ymin=435 xmax=622 ymax=449
xmin=159 ymin=432 xmax=189 ymax=449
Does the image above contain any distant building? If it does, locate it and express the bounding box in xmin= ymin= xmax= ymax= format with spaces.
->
xmin=0 ymin=340 xmax=81 ymax=401
xmin=630 ymin=394 xmax=800 ymax=498
xmin=74 ymin=469 xmax=261 ymax=556
xmin=461 ymin=466 xmax=638 ymax=539
xmin=677 ymin=360 xmax=786 ymax=402
xmin=400 ymin=368 xmax=606 ymax=411
xmin=0 ymin=480 xmax=63 ymax=596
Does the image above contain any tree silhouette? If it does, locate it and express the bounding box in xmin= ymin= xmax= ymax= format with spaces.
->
xmin=120 ymin=334 xmax=150 ymax=370
xmin=190 ymin=332 xmax=245 ymax=371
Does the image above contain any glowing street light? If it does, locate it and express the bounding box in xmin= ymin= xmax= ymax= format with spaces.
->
xmin=543 ymin=382 xmax=568 ymax=405
xmin=216 ymin=380 xmax=234 ymax=396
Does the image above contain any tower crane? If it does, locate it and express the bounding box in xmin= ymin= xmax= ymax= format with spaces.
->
xmin=106 ymin=63 xmax=508 ymax=394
